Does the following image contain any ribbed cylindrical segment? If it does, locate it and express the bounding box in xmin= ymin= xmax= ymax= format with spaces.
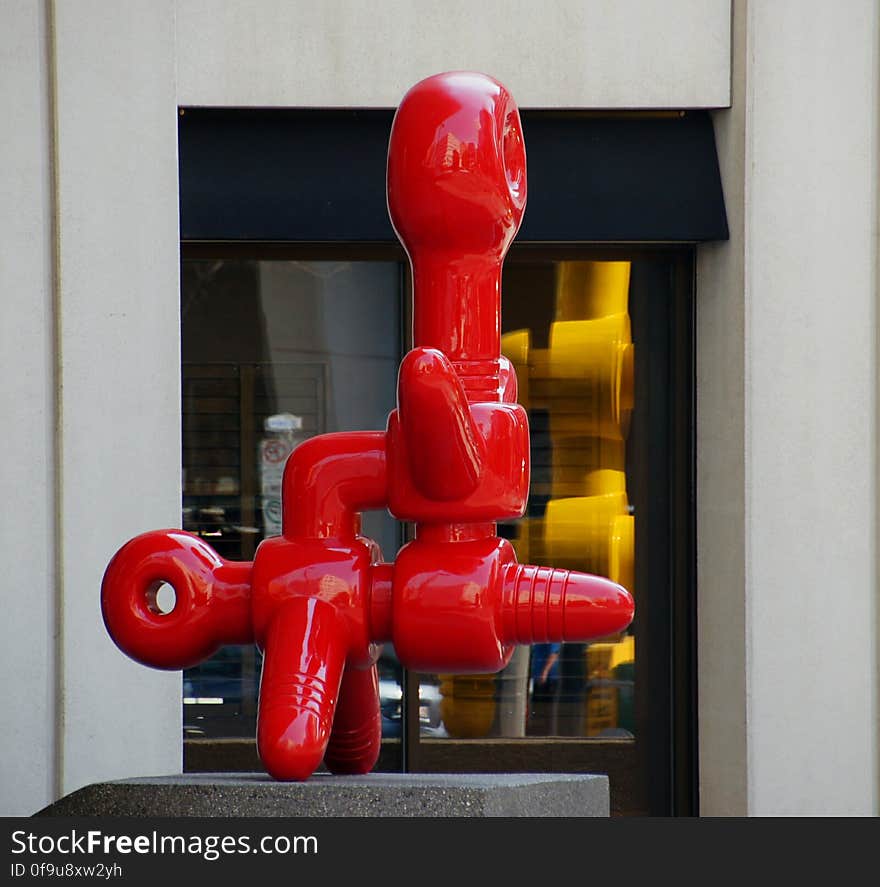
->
xmin=500 ymin=563 xmax=634 ymax=645
xmin=451 ymin=358 xmax=505 ymax=403
xmin=257 ymin=671 xmax=336 ymax=782
xmin=324 ymin=664 xmax=382 ymax=775
xmin=324 ymin=711 xmax=382 ymax=775
xmin=256 ymin=598 xmax=345 ymax=781
xmin=501 ymin=564 xmax=566 ymax=643
xmin=258 ymin=672 xmax=333 ymax=726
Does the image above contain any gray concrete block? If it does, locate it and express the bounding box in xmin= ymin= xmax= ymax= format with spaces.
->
xmin=37 ymin=772 xmax=609 ymax=817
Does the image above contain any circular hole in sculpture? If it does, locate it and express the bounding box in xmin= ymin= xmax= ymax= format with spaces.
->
xmin=147 ymin=581 xmax=177 ymax=616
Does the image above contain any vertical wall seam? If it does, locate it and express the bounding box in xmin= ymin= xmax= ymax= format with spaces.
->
xmin=872 ymin=0 xmax=880 ymax=819
xmin=741 ymin=0 xmax=755 ymax=817
xmin=45 ymin=0 xmax=64 ymax=804
xmin=172 ymin=1 xmax=184 ymax=770
xmin=727 ymin=0 xmax=734 ymax=111
xmin=172 ymin=0 xmax=180 ymax=105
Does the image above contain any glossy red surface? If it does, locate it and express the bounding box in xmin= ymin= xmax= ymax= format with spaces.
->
xmin=387 ymin=71 xmax=526 ymax=362
xmin=100 ymin=71 xmax=634 ymax=781
xmin=256 ymin=597 xmax=346 ymax=781
xmin=101 ymin=530 xmax=253 ymax=670
xmin=323 ymin=663 xmax=382 ymax=775
xmin=282 ymin=431 xmax=386 ymax=540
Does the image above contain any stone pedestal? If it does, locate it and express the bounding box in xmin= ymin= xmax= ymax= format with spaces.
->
xmin=37 ymin=773 xmax=609 ymax=817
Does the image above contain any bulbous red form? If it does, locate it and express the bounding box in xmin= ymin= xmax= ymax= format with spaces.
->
xmin=101 ymin=529 xmax=252 ymax=670
xmin=100 ymin=71 xmax=634 ymax=781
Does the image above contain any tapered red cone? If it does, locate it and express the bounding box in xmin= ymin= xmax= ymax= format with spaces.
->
xmin=501 ymin=563 xmax=634 ymax=645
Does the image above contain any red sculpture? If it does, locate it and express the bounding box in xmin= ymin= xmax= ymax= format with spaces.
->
xmin=101 ymin=71 xmax=635 ymax=781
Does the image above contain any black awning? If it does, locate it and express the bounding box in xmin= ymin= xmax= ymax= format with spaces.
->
xmin=179 ymin=108 xmax=727 ymax=244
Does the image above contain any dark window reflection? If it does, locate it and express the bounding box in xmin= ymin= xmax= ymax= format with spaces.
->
xmin=180 ymin=258 xmax=402 ymax=739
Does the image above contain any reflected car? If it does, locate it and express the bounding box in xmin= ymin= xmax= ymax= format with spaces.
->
xmin=378 ymin=677 xmax=444 ymax=738
xmin=377 ymin=650 xmax=445 ymax=738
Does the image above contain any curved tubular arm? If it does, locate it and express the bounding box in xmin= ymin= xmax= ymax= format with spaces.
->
xmin=101 ymin=529 xmax=253 ymax=670
xmin=398 ymin=347 xmax=484 ymax=501
xmin=257 ymin=597 xmax=347 ymax=781
xmin=282 ymin=431 xmax=387 ymax=540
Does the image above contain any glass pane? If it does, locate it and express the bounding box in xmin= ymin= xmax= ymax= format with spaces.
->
xmin=180 ymin=258 xmax=402 ymax=739
xmin=420 ymin=258 xmax=636 ymax=740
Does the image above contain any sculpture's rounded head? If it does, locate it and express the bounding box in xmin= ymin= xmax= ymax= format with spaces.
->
xmin=387 ymin=71 xmax=527 ymax=261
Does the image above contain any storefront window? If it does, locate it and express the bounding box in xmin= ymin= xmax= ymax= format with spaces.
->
xmin=180 ymin=255 xmax=403 ymax=740
xmin=179 ymin=245 xmax=693 ymax=816
xmin=178 ymin=104 xmax=723 ymax=812
xmin=419 ymin=258 xmax=636 ymax=742
xmin=399 ymin=247 xmax=695 ymax=819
